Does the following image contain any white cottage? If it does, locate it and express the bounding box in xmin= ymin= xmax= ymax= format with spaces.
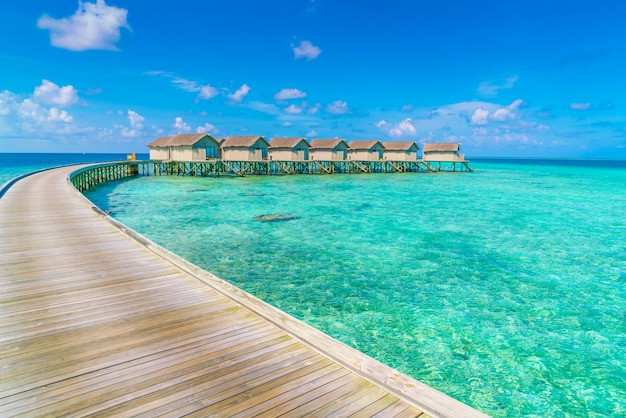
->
xmin=309 ymin=139 xmax=348 ymax=161
xmin=221 ymin=136 xmax=270 ymax=161
xmin=422 ymin=143 xmax=465 ymax=162
xmin=347 ymin=140 xmax=385 ymax=161
xmin=383 ymin=142 xmax=419 ymax=161
xmin=147 ymin=134 xmax=220 ymax=161
xmin=268 ymin=138 xmax=310 ymax=161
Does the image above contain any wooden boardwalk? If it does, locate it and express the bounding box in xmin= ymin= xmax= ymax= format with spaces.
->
xmin=0 ymin=165 xmax=487 ymax=417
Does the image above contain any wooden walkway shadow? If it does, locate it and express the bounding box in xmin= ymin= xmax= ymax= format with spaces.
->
xmin=0 ymin=165 xmax=487 ymax=417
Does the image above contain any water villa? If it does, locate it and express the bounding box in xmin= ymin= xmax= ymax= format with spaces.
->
xmin=383 ymin=141 xmax=420 ymax=161
xmin=147 ymin=133 xmax=220 ymax=161
xmin=422 ymin=143 xmax=465 ymax=162
xmin=269 ymin=137 xmax=310 ymax=161
xmin=348 ymin=140 xmax=385 ymax=161
xmin=309 ymin=139 xmax=349 ymax=161
xmin=221 ymin=135 xmax=270 ymax=161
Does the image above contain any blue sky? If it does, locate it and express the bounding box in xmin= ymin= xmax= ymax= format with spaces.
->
xmin=1 ymin=0 xmax=625 ymax=157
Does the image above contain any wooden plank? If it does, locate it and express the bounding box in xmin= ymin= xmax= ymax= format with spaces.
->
xmin=186 ymin=358 xmax=336 ymax=417
xmin=0 ymin=320 xmax=277 ymax=414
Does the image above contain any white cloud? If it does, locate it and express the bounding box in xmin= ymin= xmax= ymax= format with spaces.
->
xmin=308 ymin=103 xmax=321 ymax=114
xmin=470 ymin=108 xmax=490 ymax=125
xmin=149 ymin=73 xmax=219 ymax=102
xmin=284 ymin=104 xmax=303 ymax=114
xmin=171 ymin=78 xmax=218 ymax=101
xmin=245 ymin=101 xmax=280 ymax=115
xmin=274 ymin=88 xmax=307 ymax=100
xmin=0 ymin=90 xmax=17 ymax=115
xmin=171 ymin=78 xmax=198 ymax=92
xmin=293 ymin=40 xmax=321 ymax=60
xmin=48 ymin=108 xmax=73 ymax=122
xmin=173 ymin=117 xmax=191 ymax=133
xmin=198 ymin=85 xmax=218 ymax=100
xmin=7 ymin=97 xmax=77 ymax=133
xmin=37 ymin=0 xmax=130 ymax=51
xmin=376 ymin=118 xmax=417 ymax=137
xmin=228 ymin=84 xmax=251 ymax=103
xmin=470 ymin=100 xmax=525 ymax=125
xmin=117 ymin=109 xmax=145 ymax=137
xmin=196 ymin=123 xmax=217 ymax=134
xmin=326 ymin=100 xmax=348 ymax=115
xmin=33 ymin=80 xmax=80 ymax=107
xmin=478 ymin=76 xmax=518 ymax=97
xmin=571 ymin=102 xmax=592 ymax=110
xmin=306 ymin=129 xmax=318 ymax=137
xmin=127 ymin=110 xmax=144 ymax=130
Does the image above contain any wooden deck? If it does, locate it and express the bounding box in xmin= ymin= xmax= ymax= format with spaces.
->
xmin=0 ymin=165 xmax=487 ymax=417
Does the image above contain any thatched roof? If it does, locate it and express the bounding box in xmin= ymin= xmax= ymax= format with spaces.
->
xmin=348 ymin=140 xmax=384 ymax=150
xmin=222 ymin=136 xmax=268 ymax=148
xmin=269 ymin=137 xmax=309 ymax=149
xmin=147 ymin=134 xmax=215 ymax=147
xmin=309 ymin=139 xmax=347 ymax=149
xmin=383 ymin=141 xmax=419 ymax=151
xmin=423 ymin=143 xmax=460 ymax=152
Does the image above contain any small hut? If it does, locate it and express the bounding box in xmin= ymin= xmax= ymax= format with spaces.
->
xmin=347 ymin=140 xmax=385 ymax=161
xmin=309 ymin=139 xmax=348 ymax=161
xmin=383 ymin=142 xmax=419 ymax=161
xmin=221 ymin=136 xmax=270 ymax=161
xmin=268 ymin=137 xmax=310 ymax=161
xmin=422 ymin=143 xmax=465 ymax=162
xmin=147 ymin=134 xmax=220 ymax=161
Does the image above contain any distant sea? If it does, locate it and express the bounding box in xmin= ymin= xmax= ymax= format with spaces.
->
xmin=2 ymin=153 xmax=625 ymax=417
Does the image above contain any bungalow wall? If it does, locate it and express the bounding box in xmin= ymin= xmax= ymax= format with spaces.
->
xmin=149 ymin=147 xmax=170 ymax=160
xmin=384 ymin=149 xmax=418 ymax=161
xmin=310 ymin=148 xmax=347 ymax=161
xmin=269 ymin=146 xmax=309 ymax=161
xmin=423 ymin=151 xmax=465 ymax=162
xmin=171 ymin=146 xmax=194 ymax=161
xmin=222 ymin=147 xmax=268 ymax=161
xmin=348 ymin=147 xmax=384 ymax=161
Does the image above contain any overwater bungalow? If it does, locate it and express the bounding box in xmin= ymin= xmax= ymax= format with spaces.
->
xmin=347 ymin=140 xmax=385 ymax=161
xmin=221 ymin=136 xmax=270 ymax=161
xmin=268 ymin=137 xmax=310 ymax=161
xmin=147 ymin=133 xmax=220 ymax=161
xmin=383 ymin=141 xmax=420 ymax=161
xmin=423 ymin=142 xmax=465 ymax=162
xmin=309 ymin=139 xmax=349 ymax=161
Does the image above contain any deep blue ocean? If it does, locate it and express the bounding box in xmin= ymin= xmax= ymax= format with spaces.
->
xmin=2 ymin=153 xmax=625 ymax=417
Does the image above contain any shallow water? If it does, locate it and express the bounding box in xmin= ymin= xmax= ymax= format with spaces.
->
xmin=78 ymin=160 xmax=625 ymax=416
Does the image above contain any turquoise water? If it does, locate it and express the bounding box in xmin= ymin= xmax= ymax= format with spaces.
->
xmin=81 ymin=160 xmax=626 ymax=417
xmin=2 ymin=155 xmax=624 ymax=416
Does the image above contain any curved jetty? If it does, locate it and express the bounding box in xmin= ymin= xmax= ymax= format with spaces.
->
xmin=0 ymin=164 xmax=487 ymax=417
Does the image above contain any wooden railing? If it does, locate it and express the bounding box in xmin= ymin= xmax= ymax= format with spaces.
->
xmin=69 ymin=162 xmax=141 ymax=192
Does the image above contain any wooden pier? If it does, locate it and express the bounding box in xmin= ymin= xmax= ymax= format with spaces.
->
xmin=0 ymin=164 xmax=486 ymax=417
xmin=146 ymin=159 xmax=473 ymax=177
xmin=68 ymin=158 xmax=472 ymax=192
